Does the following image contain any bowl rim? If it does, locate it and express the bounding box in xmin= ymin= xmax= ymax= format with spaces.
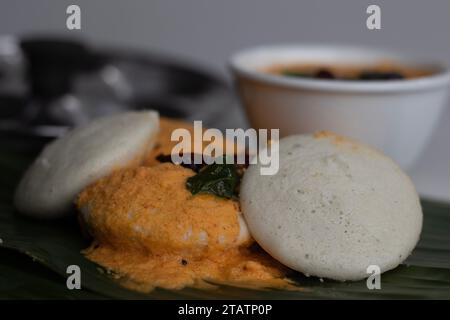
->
xmin=229 ymin=43 xmax=450 ymax=93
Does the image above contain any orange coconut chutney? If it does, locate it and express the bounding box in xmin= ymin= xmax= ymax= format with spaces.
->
xmin=77 ymin=124 xmax=293 ymax=291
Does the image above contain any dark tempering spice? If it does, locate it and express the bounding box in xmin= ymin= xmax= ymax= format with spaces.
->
xmin=282 ymin=68 xmax=405 ymax=81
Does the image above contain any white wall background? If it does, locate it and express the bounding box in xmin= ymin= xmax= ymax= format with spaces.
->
xmin=1 ymin=0 xmax=449 ymax=200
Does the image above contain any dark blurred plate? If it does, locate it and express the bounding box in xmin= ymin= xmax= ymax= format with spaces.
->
xmin=0 ymin=36 xmax=241 ymax=154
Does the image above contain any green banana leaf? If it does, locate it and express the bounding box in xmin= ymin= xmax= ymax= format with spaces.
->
xmin=1 ymin=150 xmax=450 ymax=299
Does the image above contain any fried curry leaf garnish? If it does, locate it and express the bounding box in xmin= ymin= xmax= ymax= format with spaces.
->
xmin=156 ymin=152 xmax=249 ymax=199
xmin=186 ymin=161 xmax=239 ymax=199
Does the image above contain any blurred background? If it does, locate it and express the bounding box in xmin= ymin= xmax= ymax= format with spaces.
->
xmin=0 ymin=0 xmax=449 ymax=200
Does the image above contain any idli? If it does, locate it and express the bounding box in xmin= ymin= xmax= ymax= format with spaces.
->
xmin=14 ymin=111 xmax=159 ymax=218
xmin=240 ymin=132 xmax=422 ymax=281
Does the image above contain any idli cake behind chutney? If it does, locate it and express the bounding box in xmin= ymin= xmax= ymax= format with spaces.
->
xmin=14 ymin=111 xmax=160 ymax=218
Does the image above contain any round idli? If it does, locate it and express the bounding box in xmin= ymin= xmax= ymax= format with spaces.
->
xmin=240 ymin=132 xmax=422 ymax=281
xmin=14 ymin=111 xmax=159 ymax=218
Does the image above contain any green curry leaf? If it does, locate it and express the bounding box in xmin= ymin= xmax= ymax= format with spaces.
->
xmin=186 ymin=162 xmax=239 ymax=199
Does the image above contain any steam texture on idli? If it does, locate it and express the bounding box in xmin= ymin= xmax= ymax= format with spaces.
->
xmin=14 ymin=111 xmax=159 ymax=218
xmin=240 ymin=132 xmax=422 ymax=281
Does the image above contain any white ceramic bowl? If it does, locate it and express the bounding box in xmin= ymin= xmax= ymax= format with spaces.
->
xmin=230 ymin=44 xmax=450 ymax=169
